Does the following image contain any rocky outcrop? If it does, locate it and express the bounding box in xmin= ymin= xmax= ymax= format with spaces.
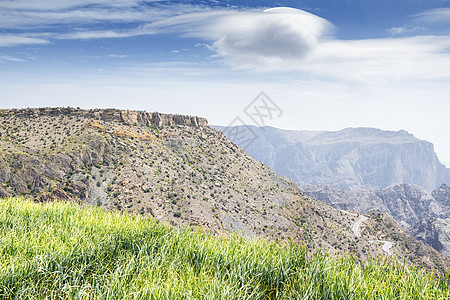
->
xmin=216 ymin=126 xmax=449 ymax=191
xmin=94 ymin=108 xmax=208 ymax=127
xmin=0 ymin=107 xmax=208 ymax=128
xmin=432 ymin=183 xmax=450 ymax=208
xmin=303 ymin=183 xmax=450 ymax=257
xmin=0 ymin=134 xmax=112 ymax=201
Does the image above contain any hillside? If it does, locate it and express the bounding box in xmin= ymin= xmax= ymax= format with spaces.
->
xmin=0 ymin=107 xmax=449 ymax=274
xmin=215 ymin=125 xmax=449 ymax=191
xmin=303 ymin=183 xmax=450 ymax=257
xmin=1 ymin=197 xmax=448 ymax=299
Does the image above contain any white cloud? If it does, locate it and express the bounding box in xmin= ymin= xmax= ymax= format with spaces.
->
xmin=0 ymin=0 xmax=146 ymax=10
xmin=0 ymin=2 xmax=204 ymax=28
xmin=387 ymin=26 xmax=426 ymax=35
xmin=1 ymin=7 xmax=162 ymax=28
xmin=139 ymin=7 xmax=333 ymax=67
xmin=56 ymin=30 xmax=137 ymax=40
xmin=107 ymin=54 xmax=127 ymax=58
xmin=0 ymin=55 xmax=25 ymax=62
xmin=9 ymin=6 xmax=330 ymax=63
xmin=0 ymin=35 xmax=49 ymax=47
xmin=136 ymin=7 xmax=450 ymax=83
xmin=388 ymin=27 xmax=408 ymax=35
xmin=0 ymin=2 xmax=209 ymax=44
xmin=210 ymin=8 xmax=332 ymax=66
xmin=299 ymin=36 xmax=450 ymax=83
xmin=146 ymin=8 xmax=450 ymax=82
xmin=1 ymin=4 xmax=450 ymax=86
xmin=415 ymin=7 xmax=450 ymax=23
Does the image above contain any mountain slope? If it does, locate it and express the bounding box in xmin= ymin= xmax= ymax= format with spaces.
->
xmin=303 ymin=183 xmax=450 ymax=257
xmin=215 ymin=125 xmax=450 ymax=191
xmin=0 ymin=107 xmax=448 ymax=273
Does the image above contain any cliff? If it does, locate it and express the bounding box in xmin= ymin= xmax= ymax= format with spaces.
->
xmin=0 ymin=107 xmax=208 ymax=128
xmin=215 ymin=126 xmax=450 ymax=191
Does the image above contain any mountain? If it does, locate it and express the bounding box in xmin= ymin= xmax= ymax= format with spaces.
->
xmin=302 ymin=183 xmax=450 ymax=257
xmin=215 ymin=125 xmax=450 ymax=191
xmin=0 ymin=107 xmax=449 ymax=273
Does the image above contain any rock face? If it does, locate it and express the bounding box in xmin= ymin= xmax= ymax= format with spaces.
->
xmin=215 ymin=126 xmax=450 ymax=191
xmin=0 ymin=107 xmax=208 ymax=128
xmin=302 ymin=183 xmax=450 ymax=257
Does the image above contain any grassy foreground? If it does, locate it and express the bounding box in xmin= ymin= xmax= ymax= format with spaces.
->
xmin=0 ymin=197 xmax=448 ymax=299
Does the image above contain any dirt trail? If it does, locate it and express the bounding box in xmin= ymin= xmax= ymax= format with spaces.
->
xmin=352 ymin=215 xmax=367 ymax=238
xmin=381 ymin=241 xmax=393 ymax=255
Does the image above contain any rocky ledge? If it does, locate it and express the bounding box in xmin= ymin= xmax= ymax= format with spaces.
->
xmin=0 ymin=107 xmax=208 ymax=128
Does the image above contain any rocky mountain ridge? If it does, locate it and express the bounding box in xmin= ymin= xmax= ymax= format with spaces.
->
xmin=0 ymin=108 xmax=449 ymax=273
xmin=0 ymin=107 xmax=208 ymax=128
xmin=216 ymin=125 xmax=450 ymax=191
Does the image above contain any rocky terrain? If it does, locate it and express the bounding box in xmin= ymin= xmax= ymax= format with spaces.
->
xmin=303 ymin=183 xmax=450 ymax=257
xmin=0 ymin=107 xmax=449 ymax=273
xmin=216 ymin=125 xmax=450 ymax=191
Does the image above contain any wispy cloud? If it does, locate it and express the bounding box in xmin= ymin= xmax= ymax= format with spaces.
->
xmin=0 ymin=1 xmax=208 ymax=45
xmin=0 ymin=1 xmax=206 ymax=29
xmin=0 ymin=35 xmax=49 ymax=47
xmin=387 ymin=26 xmax=426 ymax=35
xmin=300 ymin=36 xmax=450 ymax=83
xmin=107 ymin=54 xmax=127 ymax=58
xmin=135 ymin=7 xmax=450 ymax=83
xmin=415 ymin=7 xmax=450 ymax=23
xmin=0 ymin=55 xmax=25 ymax=62
xmin=55 ymin=30 xmax=138 ymax=40
xmin=1 ymin=3 xmax=450 ymax=86
xmin=0 ymin=0 xmax=149 ymax=10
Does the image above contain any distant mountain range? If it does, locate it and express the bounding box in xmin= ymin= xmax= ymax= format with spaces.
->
xmin=215 ymin=126 xmax=450 ymax=191
xmin=216 ymin=125 xmax=450 ymax=256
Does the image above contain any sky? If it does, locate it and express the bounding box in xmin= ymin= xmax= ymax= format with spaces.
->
xmin=1 ymin=0 xmax=450 ymax=163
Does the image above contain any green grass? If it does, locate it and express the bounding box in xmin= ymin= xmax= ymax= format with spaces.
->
xmin=0 ymin=197 xmax=448 ymax=299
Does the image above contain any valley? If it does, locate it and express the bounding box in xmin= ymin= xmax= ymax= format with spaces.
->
xmin=303 ymin=183 xmax=450 ymax=258
xmin=219 ymin=124 xmax=450 ymax=262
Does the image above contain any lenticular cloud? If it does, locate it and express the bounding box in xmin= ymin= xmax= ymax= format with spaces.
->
xmin=208 ymin=7 xmax=332 ymax=67
xmin=149 ymin=7 xmax=332 ymax=68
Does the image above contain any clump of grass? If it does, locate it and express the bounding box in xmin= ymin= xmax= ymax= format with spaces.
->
xmin=0 ymin=197 xmax=448 ymax=299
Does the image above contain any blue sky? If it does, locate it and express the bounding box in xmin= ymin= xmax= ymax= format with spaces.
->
xmin=1 ymin=0 xmax=450 ymax=163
